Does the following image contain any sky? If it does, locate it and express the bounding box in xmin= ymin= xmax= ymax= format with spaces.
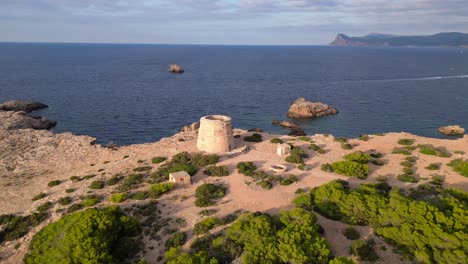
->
xmin=1 ymin=0 xmax=468 ymax=45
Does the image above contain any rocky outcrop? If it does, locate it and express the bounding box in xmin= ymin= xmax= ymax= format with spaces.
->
xmin=0 ymin=100 xmax=48 ymax=113
xmin=438 ymin=125 xmax=465 ymax=136
xmin=272 ymin=120 xmax=300 ymax=129
xmin=287 ymin=98 xmax=338 ymax=118
xmin=288 ymin=128 xmax=306 ymax=136
xmin=169 ymin=64 xmax=184 ymax=73
xmin=181 ymin=122 xmax=200 ymax=132
xmin=248 ymin=128 xmax=264 ymax=133
xmin=0 ymin=111 xmax=57 ymax=130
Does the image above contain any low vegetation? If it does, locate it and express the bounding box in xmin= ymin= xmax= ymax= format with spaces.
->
xmin=418 ymin=144 xmax=451 ymax=157
xmin=110 ymin=193 xmax=127 ymax=203
xmin=398 ymin=138 xmax=415 ymax=145
xmin=193 ymin=217 xmax=219 ymax=235
xmin=152 ymin=156 xmax=167 ymax=164
xmin=203 ymin=165 xmax=229 ymax=177
xmin=165 ymin=232 xmax=187 ymax=249
xmin=89 ymin=180 xmax=105 ymax=189
xmin=47 ymin=180 xmax=61 ymax=187
xmin=270 ymin=138 xmax=283 ymax=144
xmin=58 ymin=196 xmax=72 ymax=206
xmin=285 ymin=145 xmax=308 ymax=164
xmin=244 ymin=133 xmax=263 ymax=142
xmin=343 ymin=227 xmax=360 ymax=240
xmin=447 ymin=159 xmax=468 ymax=177
xmin=148 ymin=182 xmax=175 ymax=198
xmin=321 ymin=151 xmax=370 ymax=179
xmin=237 ymin=162 xmax=257 ymax=176
xmin=31 ymin=193 xmax=47 ymax=201
xmin=194 ymin=183 xmax=228 ymax=207
xmin=425 ymin=163 xmax=440 ymax=170
xmin=392 ymin=147 xmax=412 ymax=155
xmin=0 ymin=212 xmax=48 ymax=243
xmin=350 ymin=239 xmax=379 ymax=261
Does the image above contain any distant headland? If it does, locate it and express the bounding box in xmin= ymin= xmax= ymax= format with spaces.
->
xmin=329 ymin=32 xmax=468 ymax=47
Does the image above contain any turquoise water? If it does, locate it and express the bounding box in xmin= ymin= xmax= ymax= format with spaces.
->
xmin=0 ymin=43 xmax=467 ymax=145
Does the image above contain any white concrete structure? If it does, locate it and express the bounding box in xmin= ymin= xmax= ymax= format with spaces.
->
xmin=196 ymin=115 xmax=235 ymax=153
xmin=277 ymin=144 xmax=291 ymax=156
xmin=169 ymin=171 xmax=191 ymax=186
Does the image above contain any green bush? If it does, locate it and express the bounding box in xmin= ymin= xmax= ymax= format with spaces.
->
xmin=24 ymin=207 xmax=141 ymax=264
xmin=198 ymin=209 xmax=218 ymax=216
xmin=194 ymin=217 xmax=219 ymax=235
xmin=341 ymin=143 xmax=353 ymax=150
xmin=167 ymin=163 xmax=198 ymax=176
xmin=403 ymin=167 xmax=413 ymax=174
xmin=359 ymin=134 xmax=369 ymax=141
xmin=0 ymin=212 xmax=47 ymax=243
xmin=297 ymin=163 xmax=309 ymax=171
xmin=237 ymin=162 xmax=257 ymax=176
xmin=118 ymin=174 xmax=144 ymax=191
xmin=191 ymin=154 xmax=219 ymax=167
xmin=107 ymin=176 xmax=123 ymax=186
xmin=58 ymin=196 xmax=72 ymax=206
xmin=371 ymin=159 xmax=384 ymax=166
xmin=344 ymin=151 xmax=371 ymax=164
xmin=397 ymin=174 xmax=418 ymax=183
xmin=32 ymin=193 xmax=47 ymax=201
xmin=370 ymin=152 xmax=383 ymax=158
xmin=343 ymin=227 xmax=360 ymax=240
xmin=392 ymin=148 xmax=411 ymax=155
xmin=405 ymin=156 xmax=417 ymax=162
xmin=330 ymin=161 xmax=369 ymax=179
xmin=203 ymin=166 xmax=229 ymax=177
xmin=398 ymin=138 xmax=415 ymax=145
xmin=47 ymin=180 xmax=61 ymax=187
xmin=89 ymin=180 xmax=105 ymax=189
xmin=110 ymin=193 xmax=127 ymax=203
xmin=400 ymin=161 xmax=413 ymax=167
xmin=425 ymin=163 xmax=440 ymax=170
xmin=256 ymin=180 xmax=273 ymax=190
xmin=279 ymin=175 xmax=298 ymax=186
xmin=321 ymin=163 xmax=333 ymax=173
xmin=430 ymin=175 xmax=445 ymax=186
xmin=148 ymin=182 xmax=175 ymax=198
xmin=133 ymin=166 xmax=152 ymax=172
xmin=37 ymin=202 xmax=53 ymax=213
xmin=195 ymin=184 xmax=227 ymax=207
xmin=81 ymin=196 xmax=100 ymax=207
xmin=69 ymin=176 xmax=82 ymax=182
xmin=329 ymin=257 xmax=356 ymax=264
xmin=131 ymin=191 xmax=148 ymax=200
xmin=298 ymin=136 xmax=310 ymax=141
xmin=285 ymin=153 xmax=303 ymax=164
xmin=66 ymin=203 xmax=84 ymax=213
xmin=334 ymin=137 xmax=348 ymax=143
xmin=244 ymin=133 xmax=263 ymax=142
xmin=350 ymin=240 xmax=379 ymax=261
xmin=152 ymin=156 xmax=167 ymax=164
xmin=270 ymin=138 xmax=283 ymax=144
xmin=418 ymin=145 xmax=451 ymax=157
xmin=65 ymin=188 xmax=75 ymax=193
xmin=447 ymin=159 xmax=468 ymax=177
xmin=292 ymin=193 xmax=313 ymax=209
xmin=309 ymin=143 xmax=321 ymax=151
xmin=165 ymin=232 xmax=187 ymax=249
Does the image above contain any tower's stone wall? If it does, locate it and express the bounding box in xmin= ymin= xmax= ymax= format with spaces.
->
xmin=196 ymin=115 xmax=234 ymax=153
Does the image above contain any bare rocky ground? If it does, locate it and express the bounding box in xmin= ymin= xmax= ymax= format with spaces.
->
xmin=0 ymin=127 xmax=467 ymax=263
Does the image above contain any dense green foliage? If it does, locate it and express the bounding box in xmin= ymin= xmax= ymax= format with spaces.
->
xmin=0 ymin=213 xmax=47 ymax=243
xmin=425 ymin=163 xmax=440 ymax=170
xmin=24 ymin=207 xmax=141 ymax=264
xmin=392 ymin=148 xmax=412 ymax=155
xmin=244 ymin=133 xmax=263 ymax=142
xmin=256 ymin=179 xmax=273 ymax=190
xmin=151 ymin=156 xmax=167 ymax=164
xmin=203 ymin=165 xmax=229 ymax=177
xmin=165 ymin=247 xmax=218 ymax=264
xmin=418 ymin=144 xmax=451 ymax=157
xmin=359 ymin=134 xmax=369 ymax=141
xmin=194 ymin=217 xmax=219 ymax=235
xmin=286 ymin=146 xmax=308 ymax=164
xmin=31 ymin=193 xmax=47 ymax=201
xmin=36 ymin=202 xmax=53 ymax=213
xmin=309 ymin=143 xmax=326 ymax=154
xmin=165 ymin=232 xmax=187 ymax=249
xmin=270 ymin=138 xmax=283 ymax=144
xmin=148 ymin=182 xmax=175 ymax=198
xmin=195 ymin=184 xmax=228 ymax=207
xmin=110 ymin=193 xmax=127 ymax=203
xmin=350 ymin=239 xmax=379 ymax=261
xmin=58 ymin=196 xmax=72 ymax=206
xmin=89 ymin=180 xmax=105 ymax=189
xmin=47 ymin=180 xmax=61 ymax=187
xmin=447 ymin=159 xmax=468 ymax=177
xmin=342 ymin=227 xmax=360 ymax=240
xmin=237 ymin=162 xmax=257 ymax=176
xmin=117 ymin=174 xmax=144 ymax=192
xmin=398 ymin=138 xmax=415 ymax=145
xmin=344 ymin=151 xmax=371 ymax=164
xmin=329 ymin=161 xmax=369 ymax=179
xmin=397 ymin=173 xmax=418 ymax=183
xmin=310 ymin=180 xmax=468 ymax=263
xmin=107 ymin=175 xmax=123 ymax=186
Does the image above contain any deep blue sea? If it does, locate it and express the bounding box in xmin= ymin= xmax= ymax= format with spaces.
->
xmin=1 ymin=43 xmax=467 ymax=145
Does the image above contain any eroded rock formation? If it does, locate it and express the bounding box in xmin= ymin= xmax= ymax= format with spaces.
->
xmin=287 ymin=98 xmax=338 ymax=118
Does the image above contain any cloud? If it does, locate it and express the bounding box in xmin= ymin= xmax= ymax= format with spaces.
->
xmin=0 ymin=0 xmax=467 ymax=44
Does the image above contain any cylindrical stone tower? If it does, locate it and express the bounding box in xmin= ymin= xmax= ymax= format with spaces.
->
xmin=196 ymin=115 xmax=235 ymax=153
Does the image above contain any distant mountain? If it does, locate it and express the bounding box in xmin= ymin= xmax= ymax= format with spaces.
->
xmin=329 ymin=32 xmax=468 ymax=47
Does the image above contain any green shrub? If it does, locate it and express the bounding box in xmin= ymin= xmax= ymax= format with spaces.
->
xmin=194 ymin=217 xmax=219 ymax=235
xmin=58 ymin=196 xmax=72 ymax=206
xmin=24 ymin=207 xmax=141 ymax=264
xmin=37 ymin=202 xmax=53 ymax=213
xmin=418 ymin=145 xmax=451 ymax=157
xmin=403 ymin=167 xmax=413 ymax=174
xmin=279 ymin=175 xmax=298 ymax=186
xmin=330 ymin=161 xmax=369 ymax=179
xmin=334 ymin=137 xmax=348 ymax=143
xmin=203 ymin=166 xmax=229 ymax=177
xmin=454 ymin=150 xmax=465 ymax=155
xmin=371 ymin=159 xmax=384 ymax=166
xmin=256 ymin=180 xmax=273 ymax=190
xmin=298 ymin=163 xmax=309 ymax=171
xmin=0 ymin=212 xmax=47 ymax=243
xmin=32 ymin=193 xmax=47 ymax=201
xmin=397 ymin=174 xmax=418 ymax=183
xmin=148 ymin=182 xmax=175 ymax=198
xmin=400 ymin=161 xmax=413 ymax=167
xmin=285 ymin=153 xmax=303 ymax=164
xmin=350 ymin=240 xmax=379 ymax=261
xmin=405 ymin=156 xmax=417 ymax=162
xmin=298 ymin=136 xmax=310 ymax=141
xmin=131 ymin=191 xmax=148 ymax=200
xmin=198 ymin=209 xmax=219 ymax=216
xmin=47 ymin=180 xmax=61 ymax=187
xmin=321 ymin=163 xmax=333 ymax=173
xmin=118 ymin=174 xmax=144 ymax=191
xmin=110 ymin=193 xmax=128 ymax=203
xmin=430 ymin=175 xmax=445 ymax=186
xmin=81 ymin=196 xmax=100 ymax=207
xmin=425 ymin=163 xmax=440 ymax=170
xmin=167 ymin=163 xmax=198 ymax=176
xmin=392 ymin=148 xmax=411 ymax=155
xmin=82 ymin=174 xmax=96 ymax=180
xmin=65 ymin=188 xmax=75 ymax=193
xmin=447 ymin=159 xmax=468 ymax=177
xmin=191 ymin=154 xmax=219 ymax=167
xmin=133 ymin=166 xmax=152 ymax=172
xmin=89 ymin=180 xmax=105 ymax=189
xmin=341 ymin=143 xmax=353 ymax=150
xmin=292 ymin=193 xmax=313 ymax=209
xmin=359 ymin=134 xmax=369 ymax=141
xmin=244 ymin=133 xmax=263 ymax=142
xmin=70 ymin=176 xmax=82 ymax=182
xmin=309 ymin=143 xmax=321 ymax=151
xmin=343 ymin=227 xmax=360 ymax=240
xmin=237 ymin=162 xmax=257 ymax=176
xmin=370 ymin=152 xmax=383 ymax=158
xmin=107 ymin=176 xmax=123 ymax=186
xmin=398 ymin=138 xmax=415 ymax=145
xmin=66 ymin=203 xmax=84 ymax=213
xmin=344 ymin=151 xmax=371 ymax=164
xmin=195 ymin=184 xmax=227 ymax=207
xmin=152 ymin=156 xmax=167 ymax=164
xmin=329 ymin=257 xmax=356 ymax=264
xmin=270 ymin=138 xmax=283 ymax=144
xmin=165 ymin=232 xmax=187 ymax=249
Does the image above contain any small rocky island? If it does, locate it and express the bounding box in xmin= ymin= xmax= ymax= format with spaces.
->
xmin=287 ymin=97 xmax=338 ymax=118
xmin=168 ymin=64 xmax=184 ymax=73
xmin=0 ymin=100 xmax=56 ymax=130
xmin=438 ymin=125 xmax=465 ymax=136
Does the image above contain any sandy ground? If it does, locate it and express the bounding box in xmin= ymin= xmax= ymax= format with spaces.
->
xmin=0 ymin=128 xmax=467 ymax=263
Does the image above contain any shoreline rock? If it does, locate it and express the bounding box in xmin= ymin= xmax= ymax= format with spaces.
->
xmin=287 ymin=98 xmax=338 ymax=118
xmin=168 ymin=64 xmax=184 ymax=73
xmin=0 ymin=100 xmax=48 ymax=113
xmin=181 ymin=122 xmax=200 ymax=132
xmin=0 ymin=111 xmax=57 ymax=130
xmin=438 ymin=125 xmax=465 ymax=136
xmin=272 ymin=120 xmax=300 ymax=129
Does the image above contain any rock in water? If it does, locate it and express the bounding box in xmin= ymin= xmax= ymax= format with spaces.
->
xmin=272 ymin=120 xmax=300 ymax=129
xmin=0 ymin=111 xmax=57 ymax=130
xmin=168 ymin=64 xmax=184 ymax=73
xmin=288 ymin=128 xmax=306 ymax=136
xmin=438 ymin=125 xmax=465 ymax=136
xmin=0 ymin=100 xmax=48 ymax=113
xmin=181 ymin=122 xmax=200 ymax=132
xmin=287 ymin=98 xmax=338 ymax=118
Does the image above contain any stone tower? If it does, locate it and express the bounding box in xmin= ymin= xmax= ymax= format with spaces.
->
xmin=196 ymin=115 xmax=235 ymax=153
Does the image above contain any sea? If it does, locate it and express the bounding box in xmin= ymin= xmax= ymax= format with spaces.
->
xmin=0 ymin=43 xmax=467 ymax=145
